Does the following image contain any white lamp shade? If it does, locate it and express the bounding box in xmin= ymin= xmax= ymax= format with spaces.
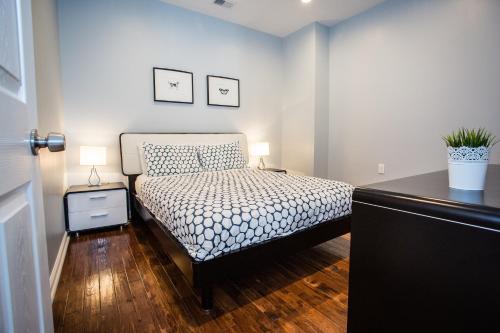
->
xmin=250 ymin=142 xmax=270 ymax=157
xmin=80 ymin=146 xmax=107 ymax=166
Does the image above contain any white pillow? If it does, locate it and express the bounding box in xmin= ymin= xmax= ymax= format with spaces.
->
xmin=197 ymin=141 xmax=247 ymax=171
xmin=141 ymin=143 xmax=203 ymax=177
xmin=137 ymin=144 xmax=148 ymax=174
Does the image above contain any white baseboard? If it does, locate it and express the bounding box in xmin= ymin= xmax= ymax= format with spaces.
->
xmin=50 ymin=232 xmax=70 ymax=302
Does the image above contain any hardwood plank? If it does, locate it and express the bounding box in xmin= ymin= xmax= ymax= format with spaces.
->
xmin=98 ymin=236 xmax=121 ymax=333
xmin=135 ymin=233 xmax=213 ymax=333
xmin=52 ymin=249 xmax=73 ymax=330
xmin=84 ymin=237 xmax=102 ymax=333
xmin=224 ymin=285 xmax=283 ymax=332
xmin=59 ymin=236 xmax=90 ymax=332
xmin=135 ymin=226 xmax=220 ymax=332
xmin=128 ymin=234 xmax=178 ymax=332
xmin=64 ymin=239 xmax=86 ymax=315
xmin=53 ymin=223 xmax=351 ymax=333
xmin=112 ymin=268 xmax=137 ymax=332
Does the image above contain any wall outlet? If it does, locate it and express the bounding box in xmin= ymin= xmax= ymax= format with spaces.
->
xmin=378 ymin=163 xmax=385 ymax=174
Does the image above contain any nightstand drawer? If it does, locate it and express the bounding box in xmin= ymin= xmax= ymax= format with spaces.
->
xmin=68 ymin=206 xmax=127 ymax=231
xmin=67 ymin=189 xmax=126 ymax=213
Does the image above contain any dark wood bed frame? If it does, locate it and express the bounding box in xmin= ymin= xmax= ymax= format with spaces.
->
xmin=120 ymin=132 xmax=351 ymax=310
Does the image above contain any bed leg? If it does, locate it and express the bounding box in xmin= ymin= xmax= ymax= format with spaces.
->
xmin=201 ymin=284 xmax=213 ymax=311
xmin=130 ymin=200 xmax=140 ymax=221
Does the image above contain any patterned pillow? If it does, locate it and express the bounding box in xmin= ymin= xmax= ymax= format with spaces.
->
xmin=142 ymin=143 xmax=203 ymax=177
xmin=197 ymin=141 xmax=247 ymax=171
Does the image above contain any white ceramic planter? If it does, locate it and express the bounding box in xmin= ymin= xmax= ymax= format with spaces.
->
xmin=447 ymin=146 xmax=489 ymax=191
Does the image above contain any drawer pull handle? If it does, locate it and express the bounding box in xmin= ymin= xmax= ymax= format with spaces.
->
xmin=90 ymin=213 xmax=109 ymax=218
xmin=89 ymin=195 xmax=107 ymax=200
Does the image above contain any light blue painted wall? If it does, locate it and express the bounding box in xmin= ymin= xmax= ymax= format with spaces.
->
xmin=313 ymin=23 xmax=330 ymax=179
xmin=58 ymin=0 xmax=284 ymax=184
xmin=32 ymin=0 xmax=66 ymax=274
xmin=329 ymin=0 xmax=500 ymax=185
xmin=282 ymin=23 xmax=329 ymax=177
xmin=282 ymin=24 xmax=316 ymax=175
xmin=58 ymin=0 xmax=500 ymax=187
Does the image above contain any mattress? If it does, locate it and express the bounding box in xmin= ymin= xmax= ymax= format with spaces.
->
xmin=140 ymin=168 xmax=354 ymax=261
xmin=135 ymin=174 xmax=147 ymax=200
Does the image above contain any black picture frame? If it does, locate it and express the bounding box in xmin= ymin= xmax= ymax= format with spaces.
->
xmin=207 ymin=75 xmax=240 ymax=107
xmin=153 ymin=67 xmax=194 ymax=104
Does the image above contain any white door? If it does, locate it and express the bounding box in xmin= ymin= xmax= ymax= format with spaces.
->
xmin=0 ymin=0 xmax=54 ymax=332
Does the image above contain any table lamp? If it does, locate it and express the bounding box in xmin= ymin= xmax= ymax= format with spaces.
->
xmin=250 ymin=142 xmax=270 ymax=170
xmin=80 ymin=146 xmax=106 ymax=186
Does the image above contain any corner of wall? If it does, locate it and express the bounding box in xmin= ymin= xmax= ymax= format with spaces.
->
xmin=32 ymin=0 xmax=70 ymax=275
xmin=313 ymin=22 xmax=330 ymax=179
xmin=281 ymin=22 xmax=331 ymax=177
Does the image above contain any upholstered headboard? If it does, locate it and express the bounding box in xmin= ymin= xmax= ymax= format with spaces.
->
xmin=119 ymin=132 xmax=249 ymax=176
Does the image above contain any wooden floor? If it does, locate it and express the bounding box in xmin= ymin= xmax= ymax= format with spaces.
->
xmin=53 ymin=221 xmax=350 ymax=333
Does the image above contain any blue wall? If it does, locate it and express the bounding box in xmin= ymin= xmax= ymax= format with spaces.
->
xmin=58 ymin=0 xmax=500 ymax=186
xmin=58 ymin=0 xmax=285 ymax=184
xmin=33 ymin=0 xmax=67 ymax=277
xmin=281 ymin=23 xmax=330 ymax=176
xmin=328 ymin=0 xmax=500 ymax=185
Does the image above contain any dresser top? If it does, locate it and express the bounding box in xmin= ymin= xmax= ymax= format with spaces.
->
xmin=66 ymin=182 xmax=127 ymax=195
xmin=354 ymin=165 xmax=500 ymax=230
xmin=362 ymin=165 xmax=500 ymax=209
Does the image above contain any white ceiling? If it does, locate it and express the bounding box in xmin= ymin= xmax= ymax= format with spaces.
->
xmin=160 ymin=0 xmax=385 ymax=37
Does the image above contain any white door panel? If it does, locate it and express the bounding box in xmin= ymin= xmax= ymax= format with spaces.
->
xmin=0 ymin=0 xmax=54 ymax=332
xmin=0 ymin=92 xmax=33 ymax=196
xmin=0 ymin=188 xmax=40 ymax=332
xmin=0 ymin=0 xmax=22 ymax=95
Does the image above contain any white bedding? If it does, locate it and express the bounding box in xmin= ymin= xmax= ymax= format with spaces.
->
xmin=135 ymin=174 xmax=148 ymax=200
xmin=139 ymin=168 xmax=354 ymax=261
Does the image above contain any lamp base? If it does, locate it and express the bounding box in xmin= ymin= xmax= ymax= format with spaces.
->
xmin=88 ymin=165 xmax=101 ymax=186
xmin=257 ymin=157 xmax=266 ymax=170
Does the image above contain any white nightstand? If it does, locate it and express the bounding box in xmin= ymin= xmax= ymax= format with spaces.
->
xmin=64 ymin=182 xmax=129 ymax=236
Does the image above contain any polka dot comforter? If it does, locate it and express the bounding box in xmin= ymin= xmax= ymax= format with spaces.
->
xmin=140 ymin=168 xmax=354 ymax=262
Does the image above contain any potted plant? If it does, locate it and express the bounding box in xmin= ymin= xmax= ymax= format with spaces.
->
xmin=443 ymin=128 xmax=498 ymax=190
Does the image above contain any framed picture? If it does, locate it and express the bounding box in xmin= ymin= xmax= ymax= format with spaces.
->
xmin=207 ymin=75 xmax=240 ymax=107
xmin=153 ymin=67 xmax=193 ymax=104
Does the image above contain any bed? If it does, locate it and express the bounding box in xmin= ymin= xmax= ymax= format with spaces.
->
xmin=120 ymin=132 xmax=353 ymax=310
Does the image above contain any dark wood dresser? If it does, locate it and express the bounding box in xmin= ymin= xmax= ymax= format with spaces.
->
xmin=348 ymin=165 xmax=500 ymax=333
